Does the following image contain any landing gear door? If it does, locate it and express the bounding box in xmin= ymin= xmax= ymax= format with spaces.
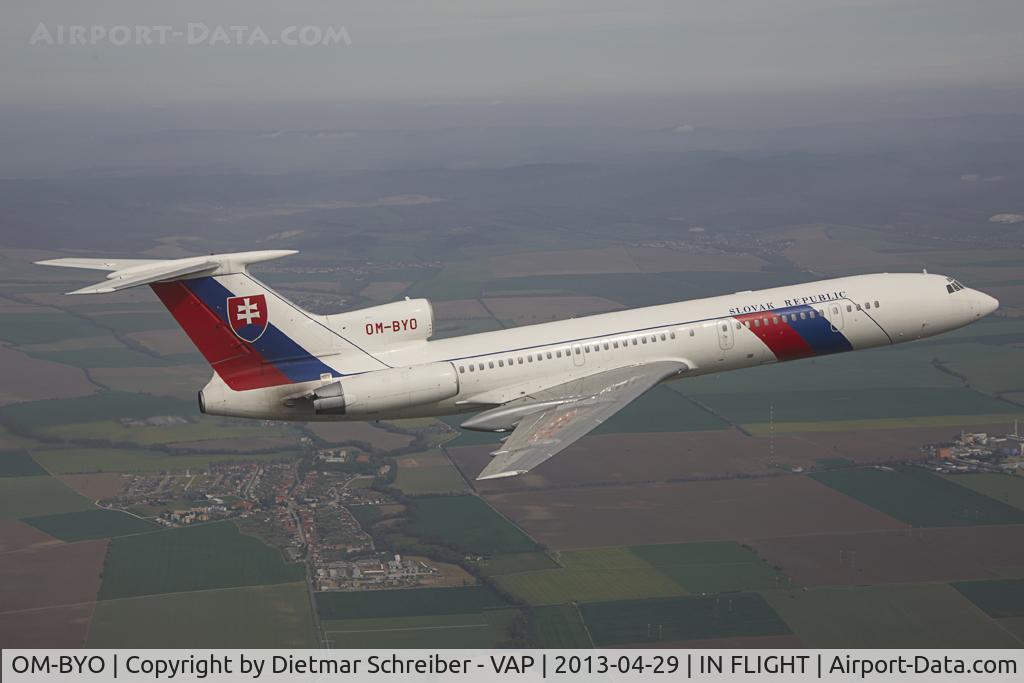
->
xmin=826 ymin=302 xmax=845 ymax=332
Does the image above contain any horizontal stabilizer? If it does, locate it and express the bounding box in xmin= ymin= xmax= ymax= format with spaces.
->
xmin=36 ymin=250 xmax=298 ymax=295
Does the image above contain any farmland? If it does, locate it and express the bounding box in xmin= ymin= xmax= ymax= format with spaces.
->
xmin=32 ymin=446 xmax=301 ymax=474
xmin=485 ymin=476 xmax=905 ymax=550
xmin=630 ymin=541 xmax=792 ymax=593
xmin=395 ymin=451 xmax=468 ymax=495
xmin=763 ymin=584 xmax=1022 ymax=648
xmin=98 ymin=521 xmax=305 ymax=599
xmin=322 ymin=610 xmax=518 ymax=649
xmin=493 ymin=547 xmax=686 ymax=605
xmin=527 ymin=604 xmax=593 ymax=648
xmin=88 ymin=583 xmax=318 ymax=648
xmin=580 ymin=594 xmax=790 ymax=646
xmin=315 ymin=585 xmax=508 ymax=620
xmin=943 ymin=473 xmax=1024 ymax=511
xmin=405 ymin=495 xmax=539 ymax=555
xmin=749 ymin=524 xmax=1024 ymax=586
xmin=0 ymin=449 xmax=46 ymax=476
xmin=22 ymin=508 xmax=157 ymax=541
xmin=0 ymin=539 xmax=108 ymax=612
xmin=479 ymin=551 xmax=560 ymax=576
xmin=0 ymin=475 xmax=92 ymax=518
xmin=7 ymin=131 xmax=1024 ymax=651
xmin=953 ymin=578 xmax=1024 ymax=618
xmin=810 ymin=467 xmax=1024 ymax=527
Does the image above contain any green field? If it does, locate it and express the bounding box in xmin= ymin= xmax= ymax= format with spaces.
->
xmin=764 ymin=584 xmax=1021 ymax=647
xmin=479 ymin=551 xmax=560 ymax=576
xmin=29 ymin=347 xmax=172 ymax=368
xmin=810 ymin=467 xmax=1024 ymax=526
xmin=0 ymin=449 xmax=46 ymax=476
xmin=40 ymin=419 xmax=291 ymax=446
xmin=943 ymin=473 xmax=1024 ymax=511
xmin=692 ymin=387 xmax=1016 ymax=426
xmin=953 ymin=579 xmax=1024 ymax=618
xmin=493 ymin=543 xmax=791 ymax=604
xmin=630 ymin=541 xmax=792 ymax=593
xmin=580 ymin=593 xmax=790 ymax=646
xmin=928 ymin=343 xmax=1024 ymax=395
xmin=315 ymin=585 xmax=508 ymax=620
xmin=32 ymin=447 xmax=300 ymax=474
xmin=98 ymin=521 xmax=305 ymax=599
xmin=22 ymin=508 xmax=157 ymax=541
xmin=494 ymin=547 xmax=686 ymax=605
xmin=746 ymin=414 xmax=1024 ymax=435
xmin=83 ymin=311 xmax=176 ymax=333
xmin=322 ymin=610 xmax=518 ymax=648
xmin=0 ymin=312 xmax=108 ymax=345
xmin=528 ymin=604 xmax=593 ymax=647
xmin=0 ymin=475 xmax=92 ymax=518
xmin=0 ymin=391 xmax=195 ymax=431
xmin=88 ymin=583 xmax=318 ymax=648
xmin=593 ymin=385 xmax=729 ymax=434
xmin=395 ymin=461 xmax=468 ymax=495
xmin=406 ymin=496 xmax=539 ymax=555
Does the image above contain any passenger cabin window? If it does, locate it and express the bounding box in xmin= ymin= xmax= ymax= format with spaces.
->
xmin=547 ymin=351 xmax=553 ymax=359
xmin=478 ymin=363 xmax=484 ymax=371
xmin=689 ymin=329 xmax=695 ymax=337
xmin=846 ymin=305 xmax=853 ymax=312
xmin=498 ymin=360 xmax=504 ymax=367
xmin=661 ymin=333 xmax=667 ymax=341
xmin=459 ymin=365 xmax=465 ymax=373
xmin=874 ymin=301 xmax=880 ymax=308
xmin=518 ymin=357 xmax=524 ymax=364
xmin=670 ymin=331 xmax=676 ymax=339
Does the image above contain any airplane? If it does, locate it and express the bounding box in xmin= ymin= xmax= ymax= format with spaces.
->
xmin=38 ymin=250 xmax=999 ymax=480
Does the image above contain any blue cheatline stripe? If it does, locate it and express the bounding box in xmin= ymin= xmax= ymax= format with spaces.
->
xmin=184 ymin=277 xmax=337 ymax=383
xmin=780 ymin=304 xmax=854 ymax=355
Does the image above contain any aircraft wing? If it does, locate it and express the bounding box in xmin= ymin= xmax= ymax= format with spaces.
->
xmin=474 ymin=360 xmax=687 ymax=480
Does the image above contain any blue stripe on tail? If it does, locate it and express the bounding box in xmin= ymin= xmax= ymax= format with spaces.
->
xmin=184 ymin=277 xmax=337 ymax=383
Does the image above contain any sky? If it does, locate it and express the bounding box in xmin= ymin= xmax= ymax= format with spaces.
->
xmin=3 ymin=0 xmax=1024 ymax=104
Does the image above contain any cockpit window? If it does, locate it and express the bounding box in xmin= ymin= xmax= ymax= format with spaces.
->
xmin=947 ymin=279 xmax=966 ymax=294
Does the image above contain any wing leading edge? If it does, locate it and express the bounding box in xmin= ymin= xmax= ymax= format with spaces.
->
xmin=474 ymin=360 xmax=687 ymax=480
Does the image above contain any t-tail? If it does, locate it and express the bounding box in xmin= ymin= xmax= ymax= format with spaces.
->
xmin=35 ymin=250 xmax=436 ymax=415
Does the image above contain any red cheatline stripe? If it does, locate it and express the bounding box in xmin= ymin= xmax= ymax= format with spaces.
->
xmin=150 ymin=281 xmax=294 ymax=391
xmin=735 ymin=312 xmax=815 ymax=361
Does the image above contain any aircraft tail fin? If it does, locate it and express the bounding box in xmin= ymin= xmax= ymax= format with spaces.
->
xmin=37 ymin=250 xmax=367 ymax=390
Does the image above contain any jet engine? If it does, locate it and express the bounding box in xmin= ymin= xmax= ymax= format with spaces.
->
xmin=312 ymin=362 xmax=458 ymax=416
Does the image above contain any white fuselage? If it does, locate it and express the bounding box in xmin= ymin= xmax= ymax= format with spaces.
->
xmin=199 ymin=272 xmax=998 ymax=422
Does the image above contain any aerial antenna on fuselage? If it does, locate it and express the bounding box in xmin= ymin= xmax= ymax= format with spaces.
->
xmin=923 ymin=268 xmax=928 ymax=274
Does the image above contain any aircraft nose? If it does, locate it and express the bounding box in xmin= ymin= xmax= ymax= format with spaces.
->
xmin=975 ymin=291 xmax=999 ymax=317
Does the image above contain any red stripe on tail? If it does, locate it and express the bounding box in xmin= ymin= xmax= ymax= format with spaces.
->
xmin=150 ymin=281 xmax=293 ymax=390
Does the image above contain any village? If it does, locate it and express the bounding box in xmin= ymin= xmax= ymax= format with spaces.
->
xmin=99 ymin=449 xmax=445 ymax=592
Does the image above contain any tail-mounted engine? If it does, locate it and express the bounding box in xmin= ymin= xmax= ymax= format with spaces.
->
xmin=310 ymin=362 xmax=459 ymax=416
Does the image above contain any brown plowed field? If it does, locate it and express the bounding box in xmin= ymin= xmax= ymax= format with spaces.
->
xmin=749 ymin=524 xmax=1024 ymax=586
xmin=0 ymin=539 xmax=107 ymax=612
xmin=0 ymin=602 xmax=95 ymax=648
xmin=453 ymin=425 xmax=964 ymax=493
xmin=57 ymin=473 xmax=126 ymax=500
xmin=485 ymin=475 xmax=906 ymax=550
xmin=308 ymin=422 xmax=413 ymax=451
xmin=0 ymin=519 xmax=61 ymax=553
